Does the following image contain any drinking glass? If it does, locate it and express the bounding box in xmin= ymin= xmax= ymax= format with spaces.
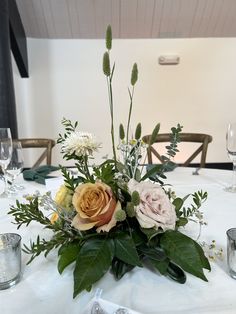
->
xmin=6 ymin=141 xmax=24 ymax=193
xmin=226 ymin=123 xmax=236 ymax=192
xmin=0 ymin=233 xmax=22 ymax=290
xmin=0 ymin=128 xmax=12 ymax=196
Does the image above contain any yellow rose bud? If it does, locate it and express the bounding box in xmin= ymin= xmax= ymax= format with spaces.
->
xmin=55 ymin=185 xmax=73 ymax=210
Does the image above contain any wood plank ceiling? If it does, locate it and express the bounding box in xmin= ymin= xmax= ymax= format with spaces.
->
xmin=15 ymin=0 xmax=236 ymax=39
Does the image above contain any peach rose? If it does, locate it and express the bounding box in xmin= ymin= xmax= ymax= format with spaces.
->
xmin=71 ymin=182 xmax=120 ymax=232
xmin=128 ymin=179 xmax=177 ymax=231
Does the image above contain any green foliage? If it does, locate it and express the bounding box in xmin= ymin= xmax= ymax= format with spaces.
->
xmin=58 ymin=242 xmax=81 ymax=274
xmin=9 ymin=198 xmax=51 ymax=229
xmin=114 ymin=233 xmax=142 ymax=267
xmin=140 ymin=227 xmax=163 ymax=242
xmin=111 ymin=257 xmax=135 ymax=280
xmin=60 ymin=166 xmax=81 ymax=191
xmin=138 ymin=244 xmax=166 ymax=262
xmin=166 ymin=262 xmax=186 ymax=284
xmin=23 ymin=233 xmax=69 ymax=265
xmin=57 ymin=118 xmax=78 ymax=144
xmin=149 ymin=259 xmax=169 ymax=275
xmin=165 ymin=123 xmax=183 ymax=159
xmin=93 ymin=161 xmax=116 ymax=187
xmin=73 ymin=238 xmax=114 ymax=298
xmin=141 ymin=165 xmax=161 ymax=181
xmin=160 ymin=230 xmax=209 ymax=281
xmin=176 ymin=190 xmax=208 ymax=227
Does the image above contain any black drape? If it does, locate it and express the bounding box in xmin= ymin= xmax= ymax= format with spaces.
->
xmin=0 ymin=0 xmax=18 ymax=138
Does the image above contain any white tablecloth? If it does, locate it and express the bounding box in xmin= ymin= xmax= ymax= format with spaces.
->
xmin=0 ymin=167 xmax=236 ymax=314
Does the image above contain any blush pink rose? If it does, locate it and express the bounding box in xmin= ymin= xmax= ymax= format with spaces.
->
xmin=128 ymin=179 xmax=177 ymax=231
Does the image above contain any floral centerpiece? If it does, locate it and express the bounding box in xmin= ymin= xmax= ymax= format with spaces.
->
xmin=9 ymin=26 xmax=210 ymax=298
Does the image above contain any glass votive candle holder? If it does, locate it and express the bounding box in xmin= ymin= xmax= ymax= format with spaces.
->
xmin=227 ymin=228 xmax=236 ymax=279
xmin=0 ymin=233 xmax=22 ymax=290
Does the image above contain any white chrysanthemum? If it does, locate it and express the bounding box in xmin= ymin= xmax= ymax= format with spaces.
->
xmin=62 ymin=131 xmax=101 ymax=157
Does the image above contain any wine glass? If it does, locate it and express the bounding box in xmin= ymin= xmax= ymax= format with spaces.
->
xmin=0 ymin=128 xmax=12 ymax=196
xmin=226 ymin=123 xmax=236 ymax=192
xmin=6 ymin=141 xmax=24 ymax=194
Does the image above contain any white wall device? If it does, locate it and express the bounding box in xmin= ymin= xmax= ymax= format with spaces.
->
xmin=158 ymin=55 xmax=180 ymax=65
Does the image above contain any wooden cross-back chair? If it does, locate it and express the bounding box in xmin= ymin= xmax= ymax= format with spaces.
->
xmin=16 ymin=138 xmax=56 ymax=169
xmin=142 ymin=133 xmax=213 ymax=168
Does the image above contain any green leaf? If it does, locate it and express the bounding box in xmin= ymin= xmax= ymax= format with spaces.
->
xmin=58 ymin=242 xmax=81 ymax=274
xmin=172 ymin=198 xmax=183 ymax=212
xmin=166 ymin=261 xmax=186 ymax=284
xmin=140 ymin=227 xmax=163 ymax=241
xmin=73 ymin=238 xmax=114 ymax=298
xmin=176 ymin=217 xmax=188 ymax=227
xmin=193 ymin=241 xmax=211 ymax=271
xmin=138 ymin=245 xmax=166 ymax=261
xmin=114 ymin=233 xmax=142 ymax=267
xmin=160 ymin=230 xmax=208 ymax=281
xmin=131 ymin=229 xmax=146 ymax=246
xmin=149 ymin=259 xmax=169 ymax=275
xmin=111 ymin=257 xmax=135 ymax=280
xmin=141 ymin=164 xmax=163 ymax=181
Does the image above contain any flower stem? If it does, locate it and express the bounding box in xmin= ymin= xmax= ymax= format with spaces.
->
xmin=83 ymin=155 xmax=93 ymax=181
xmin=106 ymin=76 xmax=117 ymax=169
xmin=126 ymin=86 xmax=134 ymax=145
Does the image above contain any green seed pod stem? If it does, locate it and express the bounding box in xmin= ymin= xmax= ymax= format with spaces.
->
xmin=135 ymin=123 xmax=142 ymax=140
xmin=115 ymin=209 xmax=126 ymax=222
xmin=132 ymin=191 xmax=140 ymax=206
xmin=131 ymin=63 xmax=138 ymax=86
xmin=150 ymin=123 xmax=160 ymax=145
xmin=119 ymin=123 xmax=125 ymax=140
xmin=106 ymin=25 xmax=112 ymax=50
xmin=103 ymin=52 xmax=110 ymax=77
xmin=126 ymin=202 xmax=135 ymax=218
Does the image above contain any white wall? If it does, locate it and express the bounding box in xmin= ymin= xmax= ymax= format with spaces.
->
xmin=12 ymin=37 xmax=236 ymax=166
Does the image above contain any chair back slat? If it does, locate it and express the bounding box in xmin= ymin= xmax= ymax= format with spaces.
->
xmin=142 ymin=133 xmax=213 ymax=168
xmin=15 ymin=138 xmax=56 ymax=168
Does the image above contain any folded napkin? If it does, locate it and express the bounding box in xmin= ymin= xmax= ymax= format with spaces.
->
xmin=82 ymin=289 xmax=142 ymax=314
xmin=23 ymin=165 xmax=60 ymax=185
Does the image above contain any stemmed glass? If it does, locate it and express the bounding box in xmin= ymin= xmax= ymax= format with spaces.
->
xmin=0 ymin=128 xmax=12 ymax=196
xmin=6 ymin=141 xmax=24 ymax=194
xmin=226 ymin=123 xmax=236 ymax=192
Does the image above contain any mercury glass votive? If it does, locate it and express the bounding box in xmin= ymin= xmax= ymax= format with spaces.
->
xmin=0 ymin=233 xmax=22 ymax=290
xmin=227 ymin=228 xmax=236 ymax=279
